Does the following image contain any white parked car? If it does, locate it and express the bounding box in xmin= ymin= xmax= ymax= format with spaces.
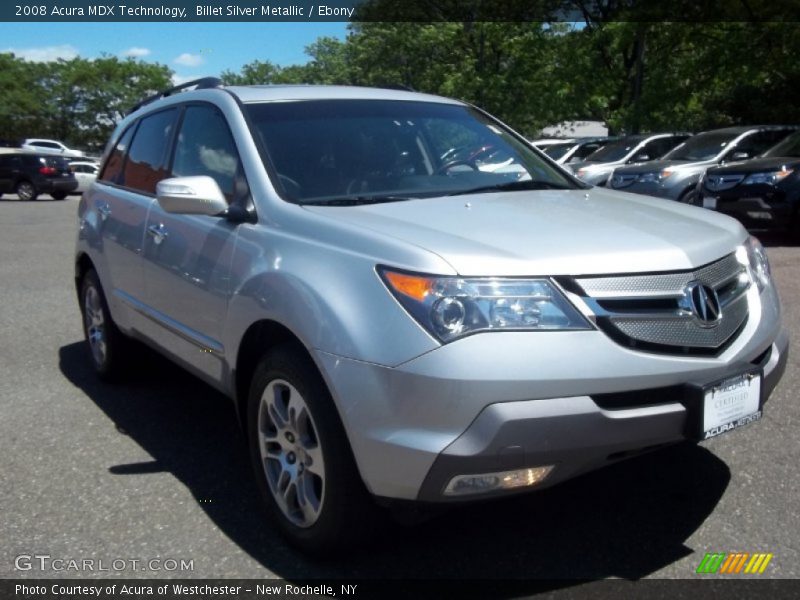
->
xmin=21 ymin=138 xmax=84 ymax=158
xmin=68 ymin=161 xmax=99 ymax=193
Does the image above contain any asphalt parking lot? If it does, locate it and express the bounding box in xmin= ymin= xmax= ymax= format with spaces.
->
xmin=1 ymin=195 xmax=798 ymax=590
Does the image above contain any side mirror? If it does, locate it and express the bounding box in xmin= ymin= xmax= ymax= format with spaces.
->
xmin=156 ymin=176 xmax=228 ymax=216
xmin=633 ymin=153 xmax=650 ymax=162
xmin=731 ymin=151 xmax=750 ymax=161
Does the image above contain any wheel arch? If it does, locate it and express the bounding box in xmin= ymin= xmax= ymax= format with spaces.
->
xmin=233 ymin=319 xmax=316 ymax=431
xmin=75 ymin=252 xmax=95 ymax=300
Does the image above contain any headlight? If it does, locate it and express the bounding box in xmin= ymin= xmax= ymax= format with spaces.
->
xmin=637 ymin=172 xmax=660 ymax=183
xmin=637 ymin=169 xmax=674 ymax=183
xmin=379 ymin=268 xmax=592 ymax=343
xmin=742 ymin=169 xmax=793 ymax=185
xmin=737 ymin=236 xmax=771 ymax=292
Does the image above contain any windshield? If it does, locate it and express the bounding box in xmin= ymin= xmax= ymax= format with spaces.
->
xmin=582 ymin=137 xmax=644 ymax=163
xmin=542 ymin=143 xmax=574 ymax=160
xmin=664 ymin=131 xmax=739 ymax=161
xmin=244 ymin=100 xmax=579 ymax=204
xmin=762 ymin=131 xmax=800 ymax=158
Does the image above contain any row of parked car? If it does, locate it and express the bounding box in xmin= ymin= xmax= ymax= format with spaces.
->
xmin=533 ymin=125 xmax=800 ymax=236
xmin=0 ymin=138 xmax=99 ymax=201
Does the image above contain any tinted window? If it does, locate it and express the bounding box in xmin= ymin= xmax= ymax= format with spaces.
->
xmin=665 ymin=131 xmax=739 ymax=161
xmin=32 ymin=141 xmax=60 ymax=149
xmin=573 ymin=142 xmax=606 ymax=160
xmin=543 ymin=143 xmax=574 ymax=160
xmin=642 ymin=136 xmax=686 ymax=160
xmin=172 ymin=105 xmax=241 ymax=202
xmin=734 ymin=130 xmax=796 ymax=159
xmin=100 ymin=126 xmax=135 ymax=184
xmin=122 ymin=109 xmax=178 ymax=194
xmin=763 ymin=130 xmax=800 ymax=158
xmin=246 ymin=100 xmax=576 ymax=203
xmin=584 ymin=137 xmax=645 ymax=163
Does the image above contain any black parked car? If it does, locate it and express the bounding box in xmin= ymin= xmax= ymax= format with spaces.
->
xmin=698 ymin=130 xmax=800 ymax=237
xmin=0 ymin=152 xmax=78 ymax=200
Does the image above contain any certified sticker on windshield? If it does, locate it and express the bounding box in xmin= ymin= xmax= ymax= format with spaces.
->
xmin=703 ymin=373 xmax=761 ymax=439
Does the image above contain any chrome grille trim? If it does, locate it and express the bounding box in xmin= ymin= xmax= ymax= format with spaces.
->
xmin=575 ymin=253 xmax=743 ymax=298
xmin=610 ymin=293 xmax=749 ymax=348
xmin=705 ymin=173 xmax=745 ymax=192
xmin=569 ymin=253 xmax=750 ymax=354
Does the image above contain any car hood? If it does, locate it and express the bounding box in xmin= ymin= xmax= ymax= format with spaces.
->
xmin=304 ymin=188 xmax=746 ymax=276
xmin=707 ymin=156 xmax=800 ymax=175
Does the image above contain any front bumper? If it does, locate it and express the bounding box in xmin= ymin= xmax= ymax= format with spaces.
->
xmin=315 ymin=283 xmax=786 ymax=502
xmin=700 ymin=188 xmax=795 ymax=231
xmin=418 ymin=329 xmax=787 ymax=501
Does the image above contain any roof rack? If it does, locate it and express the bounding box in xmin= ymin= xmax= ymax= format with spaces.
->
xmin=128 ymin=77 xmax=223 ymax=115
xmin=373 ymin=84 xmax=415 ymax=92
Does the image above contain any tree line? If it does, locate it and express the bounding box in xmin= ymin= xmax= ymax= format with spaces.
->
xmin=1 ymin=20 xmax=797 ymax=151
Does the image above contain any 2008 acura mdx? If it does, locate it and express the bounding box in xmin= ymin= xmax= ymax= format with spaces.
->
xmin=74 ymin=79 xmax=788 ymax=552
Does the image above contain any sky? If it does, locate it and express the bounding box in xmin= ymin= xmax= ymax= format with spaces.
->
xmin=0 ymin=22 xmax=350 ymax=82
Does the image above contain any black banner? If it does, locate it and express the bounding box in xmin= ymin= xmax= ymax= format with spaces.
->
xmin=5 ymin=579 xmax=800 ymax=600
xmin=1 ymin=0 xmax=799 ymax=23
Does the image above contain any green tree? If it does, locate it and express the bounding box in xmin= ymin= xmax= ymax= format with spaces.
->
xmin=0 ymin=53 xmax=171 ymax=150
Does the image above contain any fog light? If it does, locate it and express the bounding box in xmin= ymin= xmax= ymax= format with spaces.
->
xmin=443 ymin=465 xmax=554 ymax=496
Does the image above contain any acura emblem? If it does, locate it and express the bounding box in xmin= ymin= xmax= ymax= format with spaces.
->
xmin=685 ymin=281 xmax=721 ymax=327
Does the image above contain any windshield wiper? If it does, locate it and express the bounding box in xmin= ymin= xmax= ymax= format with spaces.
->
xmin=300 ymin=195 xmax=413 ymax=206
xmin=446 ymin=180 xmax=573 ymax=196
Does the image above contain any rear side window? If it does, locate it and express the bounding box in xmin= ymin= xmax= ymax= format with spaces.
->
xmin=171 ymin=105 xmax=241 ymax=202
xmin=100 ymin=126 xmax=135 ymax=184
xmin=122 ymin=108 xmax=178 ymax=194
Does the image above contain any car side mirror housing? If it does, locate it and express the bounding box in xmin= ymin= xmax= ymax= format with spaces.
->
xmin=731 ymin=151 xmax=750 ymax=161
xmin=632 ymin=153 xmax=650 ymax=162
xmin=156 ymin=176 xmax=228 ymax=216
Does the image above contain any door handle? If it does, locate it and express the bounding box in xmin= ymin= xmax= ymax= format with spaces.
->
xmin=97 ymin=202 xmax=111 ymax=221
xmin=147 ymin=223 xmax=168 ymax=245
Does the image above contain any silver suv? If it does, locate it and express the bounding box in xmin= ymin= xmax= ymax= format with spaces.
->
xmin=609 ymin=125 xmax=798 ymax=203
xmin=75 ymin=79 xmax=788 ymax=552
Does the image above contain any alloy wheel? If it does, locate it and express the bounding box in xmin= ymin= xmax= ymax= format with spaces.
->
xmin=257 ymin=379 xmax=325 ymax=528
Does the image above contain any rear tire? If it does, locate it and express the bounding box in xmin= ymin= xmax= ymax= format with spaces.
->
xmin=51 ymin=191 xmax=67 ymax=200
xmin=79 ymin=269 xmax=130 ymax=380
xmin=15 ymin=180 xmax=37 ymax=201
xmin=247 ymin=343 xmax=379 ymax=554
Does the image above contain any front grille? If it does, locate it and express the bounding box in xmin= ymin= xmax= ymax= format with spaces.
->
xmin=610 ymin=173 xmax=637 ymax=188
xmin=610 ymin=293 xmax=748 ymax=348
xmin=566 ymin=253 xmax=750 ymax=356
xmin=705 ymin=173 xmax=745 ymax=192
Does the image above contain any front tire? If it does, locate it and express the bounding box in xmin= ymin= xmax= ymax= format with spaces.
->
xmin=51 ymin=191 xmax=67 ymax=200
xmin=678 ymin=188 xmax=698 ymax=205
xmin=247 ymin=344 xmax=378 ymax=553
xmin=79 ymin=269 xmax=130 ymax=380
